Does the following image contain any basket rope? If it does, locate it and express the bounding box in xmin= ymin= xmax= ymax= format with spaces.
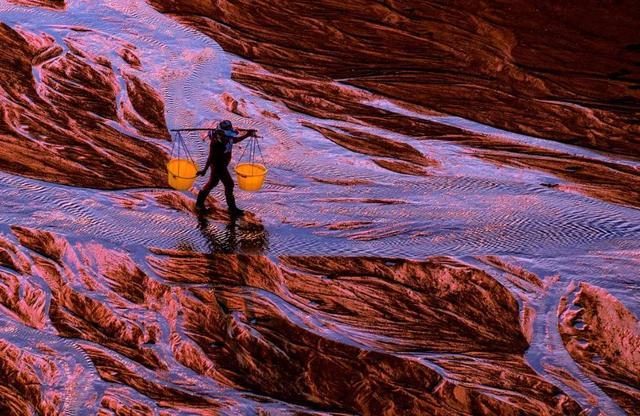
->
xmin=169 ymin=131 xmax=196 ymax=178
xmin=237 ymin=136 xmax=265 ymax=176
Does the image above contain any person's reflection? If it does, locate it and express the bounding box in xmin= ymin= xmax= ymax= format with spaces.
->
xmin=196 ymin=211 xmax=269 ymax=254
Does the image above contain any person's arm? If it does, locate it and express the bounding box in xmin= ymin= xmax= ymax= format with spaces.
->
xmin=233 ymin=129 xmax=257 ymax=144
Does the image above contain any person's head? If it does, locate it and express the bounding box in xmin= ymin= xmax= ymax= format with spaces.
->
xmin=218 ymin=120 xmax=238 ymax=138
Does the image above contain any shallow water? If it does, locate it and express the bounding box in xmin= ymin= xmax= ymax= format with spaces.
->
xmin=1 ymin=1 xmax=639 ymax=414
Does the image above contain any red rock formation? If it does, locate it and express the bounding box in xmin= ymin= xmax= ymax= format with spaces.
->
xmin=98 ymin=388 xmax=154 ymax=416
xmin=474 ymin=145 xmax=640 ymax=208
xmin=149 ymin=250 xmax=581 ymax=415
xmin=0 ymin=226 xmax=584 ymax=414
xmin=144 ymin=1 xmax=640 ymax=210
xmin=118 ymin=47 xmax=142 ymax=70
xmin=41 ymin=48 xmax=118 ymax=119
xmin=7 ymin=0 xmax=64 ymax=9
xmin=559 ymin=283 xmax=640 ymax=414
xmin=0 ymin=3 xmax=637 ymax=414
xmin=0 ymin=23 xmax=169 ymax=189
xmin=302 ymin=122 xmax=437 ymax=170
xmin=372 ymin=159 xmax=430 ymax=176
xmin=234 ymin=61 xmax=640 ymax=207
xmin=221 ymin=92 xmax=250 ymax=117
xmin=123 ymin=71 xmax=171 ymax=140
xmin=0 ymin=339 xmax=61 ymax=415
xmin=0 ymin=271 xmax=47 ymax=329
xmin=147 ymin=0 xmax=640 ymax=159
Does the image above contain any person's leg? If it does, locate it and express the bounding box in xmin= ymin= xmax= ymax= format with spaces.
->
xmin=196 ymin=172 xmax=219 ymax=208
xmin=219 ymin=165 xmax=241 ymax=214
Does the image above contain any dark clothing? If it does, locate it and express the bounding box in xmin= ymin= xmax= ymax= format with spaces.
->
xmin=211 ymin=131 xmax=234 ymax=155
xmin=196 ymin=126 xmax=255 ymax=211
xmin=196 ymin=146 xmax=236 ymax=209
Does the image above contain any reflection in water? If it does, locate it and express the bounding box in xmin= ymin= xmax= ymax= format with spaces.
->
xmin=196 ymin=211 xmax=269 ymax=254
xmin=0 ymin=1 xmax=637 ymax=413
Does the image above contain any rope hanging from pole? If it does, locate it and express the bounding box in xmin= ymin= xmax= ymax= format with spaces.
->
xmin=237 ymin=136 xmax=265 ymax=167
xmin=166 ymin=130 xmax=199 ymax=191
xmin=170 ymin=131 xmax=195 ymax=164
xmin=167 ymin=127 xmax=268 ymax=192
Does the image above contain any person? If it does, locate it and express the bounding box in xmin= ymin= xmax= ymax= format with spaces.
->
xmin=196 ymin=120 xmax=257 ymax=216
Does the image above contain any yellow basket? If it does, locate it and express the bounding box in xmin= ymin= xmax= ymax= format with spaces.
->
xmin=167 ymin=159 xmax=198 ymax=191
xmin=235 ymin=163 xmax=267 ymax=191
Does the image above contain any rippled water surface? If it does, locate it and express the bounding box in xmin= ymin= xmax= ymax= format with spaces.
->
xmin=0 ymin=1 xmax=638 ymax=415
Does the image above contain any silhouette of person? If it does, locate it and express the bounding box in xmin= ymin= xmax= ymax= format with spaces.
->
xmin=195 ymin=120 xmax=257 ymax=217
xmin=196 ymin=211 xmax=269 ymax=254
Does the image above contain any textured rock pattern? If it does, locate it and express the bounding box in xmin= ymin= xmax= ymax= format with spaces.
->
xmin=559 ymin=283 xmax=640 ymax=414
xmin=148 ymin=0 xmax=640 ymax=158
xmin=0 ymin=227 xmax=583 ymax=415
xmin=0 ymin=1 xmax=639 ymax=415
xmin=0 ymin=23 xmax=169 ymax=189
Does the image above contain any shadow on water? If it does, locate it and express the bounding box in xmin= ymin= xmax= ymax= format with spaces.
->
xmin=195 ymin=210 xmax=270 ymax=326
xmin=196 ymin=211 xmax=270 ymax=255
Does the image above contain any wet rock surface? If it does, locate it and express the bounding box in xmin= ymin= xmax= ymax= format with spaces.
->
xmin=231 ymin=61 xmax=640 ymax=209
xmin=147 ymin=1 xmax=640 ymax=212
xmin=0 ymin=1 xmax=639 ymax=415
xmin=0 ymin=227 xmax=583 ymax=414
xmin=7 ymin=0 xmax=63 ymax=9
xmin=0 ymin=22 xmax=168 ymax=189
xmin=559 ymin=283 xmax=640 ymax=414
xmin=148 ymin=0 xmax=640 ymax=159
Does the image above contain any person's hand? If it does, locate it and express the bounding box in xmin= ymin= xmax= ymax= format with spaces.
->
xmin=196 ymin=170 xmax=205 ymax=177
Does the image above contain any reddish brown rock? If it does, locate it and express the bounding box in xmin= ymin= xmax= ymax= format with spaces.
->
xmin=479 ymin=256 xmax=544 ymax=289
xmin=0 ymin=236 xmax=32 ymax=275
xmin=221 ymin=92 xmax=250 ymax=117
xmin=99 ymin=388 xmax=154 ymax=416
xmin=231 ymin=62 xmax=452 ymax=131
xmin=150 ymin=250 xmax=581 ymax=415
xmin=302 ymin=122 xmax=436 ymax=168
xmin=145 ymin=1 xmax=640 ymax=211
xmin=0 ymin=339 xmax=59 ymax=415
xmin=7 ymin=0 xmax=64 ymax=9
xmin=559 ymin=283 xmax=640 ymax=414
xmin=474 ymin=146 xmax=640 ymax=208
xmin=372 ymin=159 xmax=430 ymax=176
xmin=11 ymin=225 xmax=69 ymax=264
xmin=9 ymin=227 xmax=168 ymax=370
xmin=312 ymin=176 xmax=373 ymax=186
xmin=0 ymin=226 xmax=588 ymax=414
xmin=119 ymin=47 xmax=142 ymax=69
xmin=261 ymin=110 xmax=280 ymax=120
xmin=0 ymin=23 xmax=169 ymax=189
xmin=148 ymin=0 xmax=640 ymax=159
xmin=80 ymin=343 xmax=221 ymax=410
xmin=0 ymin=271 xmax=47 ymax=329
xmin=123 ymin=71 xmax=171 ymax=140
xmin=230 ymin=61 xmax=640 ymax=207
xmin=41 ymin=49 xmax=118 ymax=119
xmin=279 ymin=256 xmax=527 ymax=353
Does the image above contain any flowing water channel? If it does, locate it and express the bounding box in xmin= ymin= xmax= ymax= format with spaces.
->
xmin=0 ymin=1 xmax=638 ymax=414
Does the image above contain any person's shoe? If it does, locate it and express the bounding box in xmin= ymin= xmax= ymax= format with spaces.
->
xmin=228 ymin=207 xmax=245 ymax=217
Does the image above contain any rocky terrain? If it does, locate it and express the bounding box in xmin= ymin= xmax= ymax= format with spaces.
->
xmin=0 ymin=22 xmax=168 ymax=189
xmin=149 ymin=0 xmax=640 ymax=156
xmin=149 ymin=0 xmax=640 ymax=210
xmin=0 ymin=226 xmax=586 ymax=415
xmin=0 ymin=0 xmax=639 ymax=415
